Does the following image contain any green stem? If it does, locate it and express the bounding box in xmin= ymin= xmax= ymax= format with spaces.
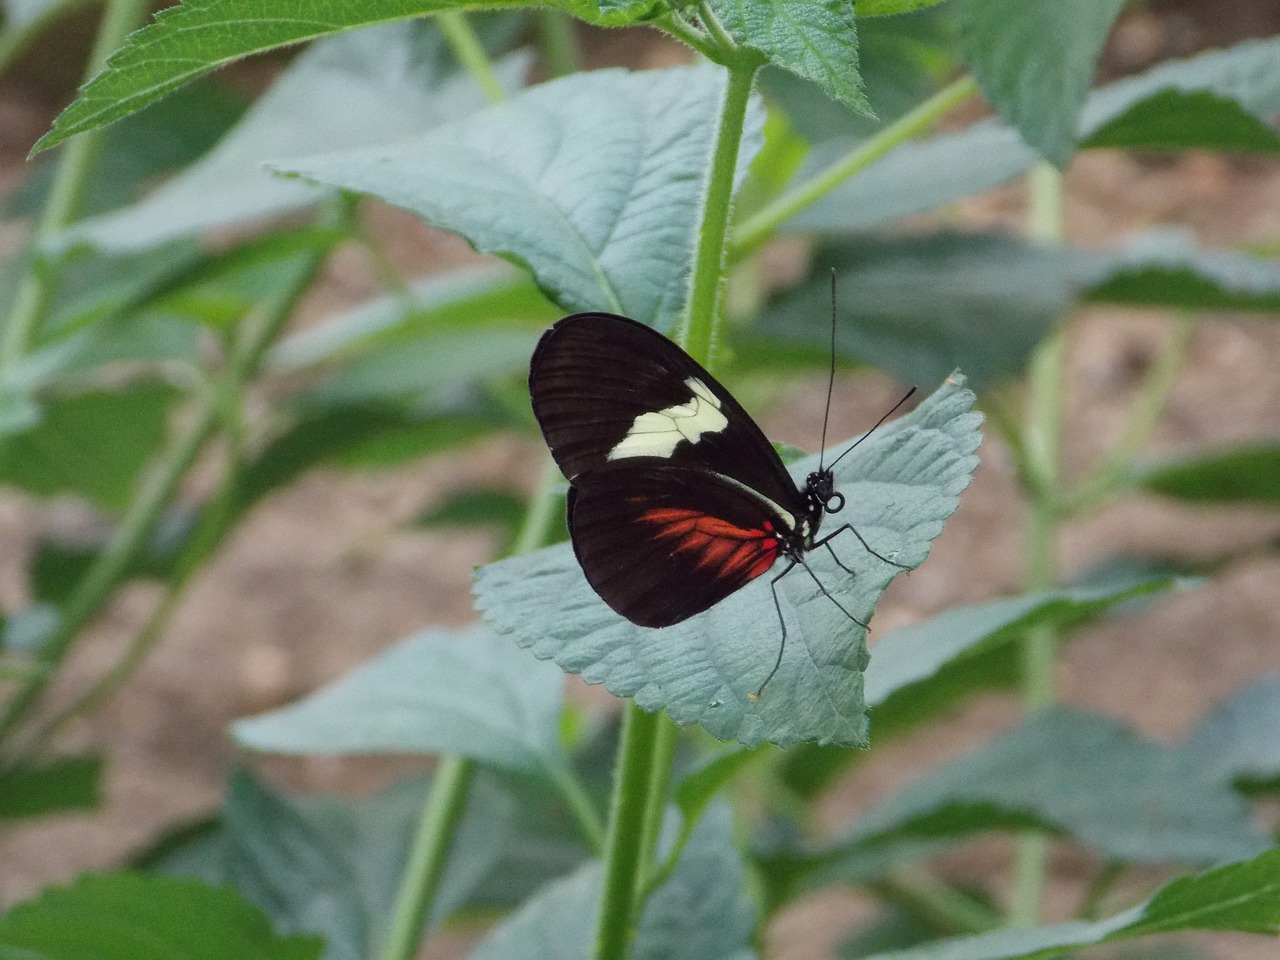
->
xmin=1066 ymin=312 xmax=1195 ymax=511
xmin=679 ymin=50 xmax=763 ymax=365
xmin=656 ymin=13 xmax=719 ymax=62
xmin=875 ymin=868 xmax=1001 ymax=935
xmin=729 ymin=75 xmax=978 ymax=260
xmin=1010 ymin=161 xmax=1067 ymax=927
xmin=636 ymin=717 xmax=677 ymax=885
xmin=436 ymin=11 xmax=505 ymax=104
xmin=377 ymin=755 xmax=474 ymax=960
xmin=537 ymin=9 xmax=583 ymax=77
xmin=595 ymin=704 xmax=661 ymax=960
xmin=0 ymin=0 xmax=153 ymax=369
xmin=0 ymin=248 xmax=327 ymax=750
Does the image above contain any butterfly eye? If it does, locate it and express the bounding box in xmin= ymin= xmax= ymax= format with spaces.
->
xmin=824 ymin=491 xmax=845 ymax=514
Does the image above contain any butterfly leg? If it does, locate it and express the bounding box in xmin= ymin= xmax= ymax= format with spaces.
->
xmin=752 ymin=560 xmax=797 ymax=701
xmin=814 ymin=524 xmax=910 ymax=570
xmin=798 ymin=557 xmax=870 ymax=630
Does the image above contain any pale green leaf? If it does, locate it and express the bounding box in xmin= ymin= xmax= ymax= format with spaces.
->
xmin=474 ymin=377 xmax=981 ymax=748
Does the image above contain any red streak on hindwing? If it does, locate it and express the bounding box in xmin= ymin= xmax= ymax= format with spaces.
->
xmin=637 ymin=507 xmax=779 ymax=582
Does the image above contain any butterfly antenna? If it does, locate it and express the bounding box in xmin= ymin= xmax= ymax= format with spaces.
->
xmin=826 ymin=386 xmax=918 ymax=472
xmin=818 ymin=269 xmax=839 ymax=472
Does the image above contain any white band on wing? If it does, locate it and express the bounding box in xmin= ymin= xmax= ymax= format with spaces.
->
xmin=607 ymin=377 xmax=729 ymax=461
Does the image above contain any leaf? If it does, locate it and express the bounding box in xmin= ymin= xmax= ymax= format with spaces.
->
xmin=1134 ymin=444 xmax=1280 ymax=506
xmin=415 ymin=487 xmax=528 ymax=552
xmin=830 ymin=707 xmax=1267 ymax=876
xmin=952 ymin=0 xmax=1125 ymax=166
xmin=148 ymin=768 xmax=591 ymax=957
xmin=777 ymin=577 xmax=1186 ymax=800
xmin=0 ymin=383 xmax=179 ymax=514
xmin=470 ymin=802 xmax=754 ymax=960
xmin=710 ymin=0 xmax=868 ymax=114
xmin=1083 ymin=230 xmax=1280 ymax=312
xmin=857 ymin=0 xmax=948 ymax=14
xmin=786 ymin=37 xmax=1280 ymax=235
xmin=35 ymin=0 xmax=669 ymax=153
xmin=234 ymin=625 xmax=566 ymax=775
xmin=0 ymin=755 xmax=101 ymax=820
xmin=275 ymin=65 xmax=765 ymax=332
xmin=55 ymin=23 xmax=530 ymax=253
xmin=758 ymin=233 xmax=1094 ymax=389
xmin=475 ymin=376 xmax=981 ymax=748
xmin=1185 ymin=676 xmax=1280 ymax=787
xmin=0 ymin=872 xmax=321 ymax=960
xmin=864 ymin=849 xmax=1280 ymax=960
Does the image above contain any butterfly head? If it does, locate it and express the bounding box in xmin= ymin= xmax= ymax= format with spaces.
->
xmin=805 ymin=468 xmax=845 ymax=517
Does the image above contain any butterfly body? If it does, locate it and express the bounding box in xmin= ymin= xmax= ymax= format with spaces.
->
xmin=529 ymin=312 xmax=857 ymax=631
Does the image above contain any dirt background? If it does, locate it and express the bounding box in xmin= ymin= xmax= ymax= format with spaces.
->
xmin=2 ymin=2 xmax=1280 ymax=958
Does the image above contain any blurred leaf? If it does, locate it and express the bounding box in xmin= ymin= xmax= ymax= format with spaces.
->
xmin=275 ymin=65 xmax=764 ymax=333
xmin=5 ymin=82 xmax=247 ymax=220
xmin=55 ymin=24 xmax=529 ymax=253
xmin=234 ymin=626 xmax=567 ymax=776
xmin=36 ymin=0 xmax=679 ymax=154
xmin=471 ymin=803 xmax=754 ymax=960
xmin=863 ymin=849 xmax=1280 ymax=960
xmin=0 ymin=872 xmax=321 ymax=960
xmin=858 ymin=0 xmax=948 ymax=13
xmin=416 ymin=487 xmax=527 ymax=552
xmin=147 ymin=768 xmax=591 ymax=957
xmin=825 ymin=707 xmax=1266 ymax=880
xmin=296 ymin=327 xmax=540 ymax=411
xmin=0 ymin=382 xmax=179 ymax=514
xmin=952 ymin=0 xmax=1125 ymax=166
xmin=0 ymin=755 xmax=101 ymax=820
xmin=839 ymin=907 xmax=938 ymax=959
xmin=1081 ymin=38 xmax=1280 ymax=153
xmin=1135 ymin=445 xmax=1280 ymax=506
xmin=1084 ymin=230 xmax=1280 ymax=312
xmin=710 ymin=0 xmax=867 ymax=114
xmin=266 ymin=265 xmax=555 ymax=375
xmin=787 ymin=38 xmax=1280 ymax=234
xmin=1185 ymin=676 xmax=1280 ymax=788
xmin=476 ymin=377 xmax=981 ymax=748
xmin=1 ymin=0 xmax=66 ymax=30
xmin=759 ymin=233 xmax=1094 ymax=389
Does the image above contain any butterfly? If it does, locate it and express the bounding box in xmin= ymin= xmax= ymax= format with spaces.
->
xmin=528 ymin=311 xmax=912 ymax=696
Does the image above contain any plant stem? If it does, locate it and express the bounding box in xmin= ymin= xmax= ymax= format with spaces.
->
xmin=679 ymin=49 xmax=763 ymax=367
xmin=656 ymin=13 xmax=719 ymax=62
xmin=729 ymin=75 xmax=978 ymax=260
xmin=0 ymin=0 xmax=153 ymax=370
xmin=538 ymin=9 xmax=583 ymax=78
xmin=876 ymin=868 xmax=1001 ymax=935
xmin=436 ymin=11 xmax=505 ymax=104
xmin=377 ymin=755 xmax=474 ymax=960
xmin=636 ymin=717 xmax=677 ymax=883
xmin=0 ymin=247 xmax=327 ymax=750
xmin=1010 ymin=161 xmax=1067 ymax=927
xmin=595 ymin=704 xmax=661 ymax=960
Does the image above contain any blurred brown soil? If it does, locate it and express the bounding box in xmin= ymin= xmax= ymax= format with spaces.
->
xmin=2 ymin=5 xmax=1280 ymax=959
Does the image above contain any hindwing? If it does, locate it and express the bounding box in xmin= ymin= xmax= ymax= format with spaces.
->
xmin=529 ymin=312 xmax=802 ymax=513
xmin=566 ymin=460 xmax=796 ymax=627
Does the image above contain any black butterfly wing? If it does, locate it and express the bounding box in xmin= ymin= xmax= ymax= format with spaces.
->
xmin=529 ymin=312 xmax=802 ymax=514
xmin=567 ymin=460 xmax=790 ymax=627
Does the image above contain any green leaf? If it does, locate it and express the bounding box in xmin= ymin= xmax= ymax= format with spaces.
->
xmin=0 ymin=755 xmax=101 ymax=820
xmin=415 ymin=486 xmax=528 ymax=551
xmin=830 ymin=707 xmax=1266 ymax=875
xmin=864 ymin=849 xmax=1280 ymax=960
xmin=34 ymin=0 xmax=666 ymax=154
xmin=857 ymin=0 xmax=947 ymax=14
xmin=1081 ymin=38 xmax=1280 ymax=153
xmin=471 ymin=802 xmax=754 ymax=960
xmin=0 ymin=872 xmax=321 ymax=960
xmin=787 ymin=38 xmax=1280 ymax=234
xmin=276 ymin=65 xmax=764 ymax=332
xmin=148 ymin=768 xmax=591 ymax=956
xmin=777 ymin=577 xmax=1186 ymax=799
xmin=55 ymin=23 xmax=527 ymax=253
xmin=952 ymin=0 xmax=1125 ymax=167
xmin=1185 ymin=676 xmax=1280 ymax=787
xmin=710 ymin=0 xmax=868 ymax=114
xmin=475 ymin=376 xmax=981 ymax=748
xmin=233 ymin=625 xmax=566 ymax=775
xmin=758 ymin=233 xmax=1093 ymax=389
xmin=1134 ymin=444 xmax=1280 ymax=506
xmin=0 ymin=383 xmax=179 ymax=514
